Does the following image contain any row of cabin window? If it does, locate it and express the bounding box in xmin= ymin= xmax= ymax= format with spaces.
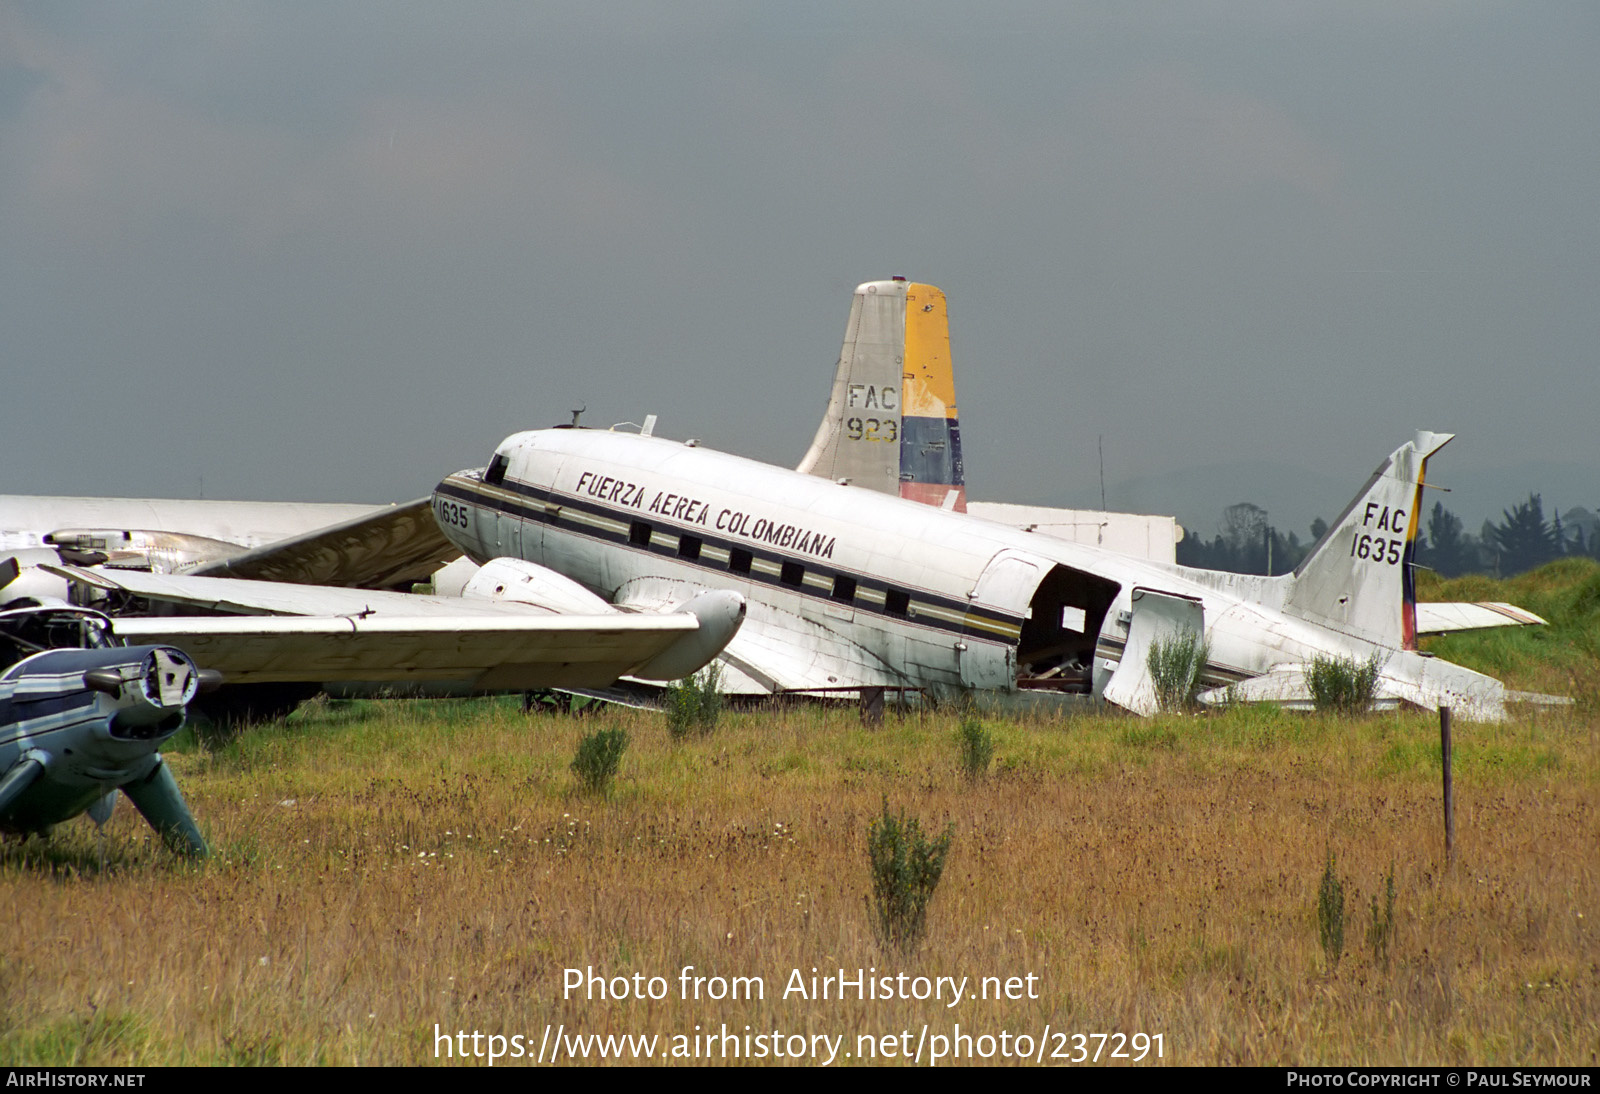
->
xmin=627 ymin=521 xmax=909 ymax=615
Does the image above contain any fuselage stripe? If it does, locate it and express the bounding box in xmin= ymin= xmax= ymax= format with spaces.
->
xmin=436 ymin=474 xmax=1023 ymax=644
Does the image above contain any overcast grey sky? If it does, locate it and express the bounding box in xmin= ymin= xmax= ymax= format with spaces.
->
xmin=3 ymin=3 xmax=1595 ymax=535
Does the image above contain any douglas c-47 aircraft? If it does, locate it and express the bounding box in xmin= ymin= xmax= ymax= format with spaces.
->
xmin=2 ymin=279 xmax=1547 ymax=721
xmin=429 ymin=422 xmax=1524 ymax=720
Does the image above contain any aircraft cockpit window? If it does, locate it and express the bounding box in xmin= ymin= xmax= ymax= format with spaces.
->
xmin=484 ymin=453 xmax=509 ymax=486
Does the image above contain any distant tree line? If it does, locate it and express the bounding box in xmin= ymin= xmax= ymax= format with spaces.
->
xmin=1175 ymin=495 xmax=1598 ymax=579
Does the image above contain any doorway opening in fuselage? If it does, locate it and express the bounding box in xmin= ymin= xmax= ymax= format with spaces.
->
xmin=1015 ymin=565 xmax=1120 ymax=693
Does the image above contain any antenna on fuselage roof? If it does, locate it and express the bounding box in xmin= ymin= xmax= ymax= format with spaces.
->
xmin=609 ymin=414 xmax=658 ymax=437
xmin=568 ymin=406 xmax=586 ymax=427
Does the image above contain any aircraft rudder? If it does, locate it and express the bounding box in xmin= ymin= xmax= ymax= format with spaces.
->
xmin=899 ymin=282 xmax=966 ymax=511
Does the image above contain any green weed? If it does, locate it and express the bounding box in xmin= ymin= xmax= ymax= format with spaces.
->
xmin=570 ymin=727 xmax=629 ymax=795
xmin=1368 ymin=861 xmax=1397 ymax=971
xmin=1307 ymin=654 xmax=1381 ymax=716
xmin=1 ymin=1008 xmax=165 ymax=1066
xmin=666 ymin=663 xmax=723 ymax=739
xmin=1318 ymin=845 xmax=1347 ymax=972
xmin=956 ymin=716 xmax=995 ymax=780
xmin=866 ymin=800 xmax=954 ymax=953
xmin=1147 ymin=631 xmax=1209 ymax=713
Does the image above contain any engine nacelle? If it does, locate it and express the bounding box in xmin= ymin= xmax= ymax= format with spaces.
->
xmin=462 ymin=557 xmax=617 ymax=615
xmin=83 ymin=647 xmax=203 ymax=733
xmin=44 ymin=528 xmax=244 ymax=573
xmin=632 ymin=590 xmax=746 ymax=682
xmin=462 ymin=558 xmax=744 ymax=682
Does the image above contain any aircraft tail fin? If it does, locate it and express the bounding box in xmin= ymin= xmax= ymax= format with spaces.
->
xmin=1284 ymin=431 xmax=1452 ymax=650
xmin=796 ymin=279 xmax=966 ymax=511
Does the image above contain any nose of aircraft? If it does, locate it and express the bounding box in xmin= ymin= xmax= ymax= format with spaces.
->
xmin=85 ymin=647 xmax=202 ymax=739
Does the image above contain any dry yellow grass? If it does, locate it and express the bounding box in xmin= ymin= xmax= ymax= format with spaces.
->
xmin=2 ymin=698 xmax=1596 ymax=1066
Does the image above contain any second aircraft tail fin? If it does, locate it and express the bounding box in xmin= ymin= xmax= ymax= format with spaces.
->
xmin=796 ymin=279 xmax=966 ymax=510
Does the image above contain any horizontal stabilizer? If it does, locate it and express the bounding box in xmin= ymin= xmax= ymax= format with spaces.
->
xmin=1197 ymin=650 xmax=1508 ymax=721
xmin=1416 ymin=601 xmax=1546 ymax=635
xmin=966 ymin=502 xmax=1182 ymax=565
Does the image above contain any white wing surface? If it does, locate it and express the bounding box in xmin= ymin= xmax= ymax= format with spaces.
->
xmin=1415 ymin=601 xmax=1546 ymax=635
xmin=111 ymin=613 xmax=696 ymax=689
xmin=49 ymin=565 xmax=709 ymax=690
xmin=188 ymin=497 xmax=458 ymax=589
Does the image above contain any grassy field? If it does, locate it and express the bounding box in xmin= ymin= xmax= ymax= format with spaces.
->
xmin=2 ymin=561 xmax=1597 ymax=1067
xmin=1419 ymin=557 xmax=1600 ymax=710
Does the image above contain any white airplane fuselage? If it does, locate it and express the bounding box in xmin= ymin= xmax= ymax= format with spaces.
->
xmin=433 ymin=428 xmax=1449 ymax=706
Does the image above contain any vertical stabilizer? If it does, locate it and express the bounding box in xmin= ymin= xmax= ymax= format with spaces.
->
xmin=1285 ymin=431 xmax=1452 ymax=649
xmin=797 ymin=279 xmax=966 ymax=510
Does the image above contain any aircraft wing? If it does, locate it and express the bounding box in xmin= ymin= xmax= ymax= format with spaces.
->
xmin=188 ymin=497 xmax=458 ymax=589
xmin=50 ymin=565 xmax=534 ymax=619
xmin=111 ymin=613 xmax=696 ymax=689
xmin=1415 ymin=601 xmax=1546 ymax=636
xmin=49 ymin=566 xmax=707 ymax=690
